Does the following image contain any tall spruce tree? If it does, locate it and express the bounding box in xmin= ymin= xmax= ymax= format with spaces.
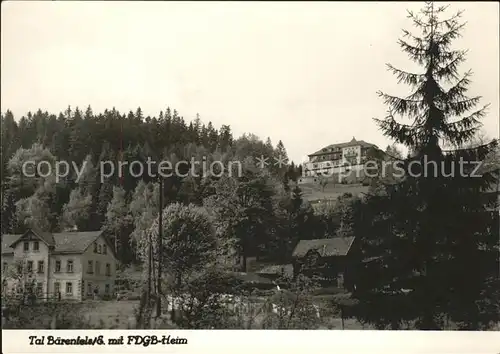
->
xmin=353 ymin=2 xmax=499 ymax=330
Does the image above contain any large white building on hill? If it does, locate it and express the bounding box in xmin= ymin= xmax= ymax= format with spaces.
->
xmin=300 ymin=137 xmax=379 ymax=183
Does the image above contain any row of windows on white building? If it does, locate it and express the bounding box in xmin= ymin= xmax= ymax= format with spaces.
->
xmin=22 ymin=241 xmax=109 ymax=255
xmin=2 ymin=259 xmax=112 ymax=276
xmin=9 ymin=280 xmax=111 ymax=297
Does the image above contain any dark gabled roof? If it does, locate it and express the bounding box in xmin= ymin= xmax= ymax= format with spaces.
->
xmin=2 ymin=230 xmax=107 ymax=255
xmin=308 ymin=137 xmax=377 ymax=157
xmin=257 ymin=264 xmax=293 ymax=277
xmin=9 ymin=227 xmax=56 ymax=248
xmin=32 ymin=227 xmax=56 ymax=246
xmin=52 ymin=231 xmax=104 ymax=254
xmin=292 ymin=236 xmax=355 ymax=258
xmin=2 ymin=234 xmax=21 ymax=255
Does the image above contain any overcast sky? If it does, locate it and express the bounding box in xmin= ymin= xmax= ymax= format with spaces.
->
xmin=1 ymin=1 xmax=498 ymax=163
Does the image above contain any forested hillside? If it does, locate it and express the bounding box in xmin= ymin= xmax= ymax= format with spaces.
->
xmin=1 ymin=107 xmax=354 ymax=267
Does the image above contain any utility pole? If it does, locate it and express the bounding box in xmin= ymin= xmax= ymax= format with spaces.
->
xmin=147 ymin=234 xmax=152 ymax=300
xmin=156 ymin=178 xmax=163 ymax=317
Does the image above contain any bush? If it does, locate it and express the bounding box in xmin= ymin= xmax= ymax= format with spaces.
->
xmin=3 ymin=302 xmax=97 ymax=329
xmin=260 ymin=274 xmax=323 ymax=329
xmin=313 ymin=286 xmax=348 ymax=296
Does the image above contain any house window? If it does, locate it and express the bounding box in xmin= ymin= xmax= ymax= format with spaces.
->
xmin=103 ymin=244 xmax=107 ymax=255
xmin=55 ymin=260 xmax=61 ymax=273
xmin=33 ymin=241 xmax=39 ymax=251
xmin=95 ymin=261 xmax=100 ymax=275
xmin=2 ymin=262 xmax=7 ymax=273
xmin=27 ymin=261 xmax=33 ymax=272
xmin=16 ymin=284 xmax=23 ymax=294
xmin=17 ymin=263 xmax=23 ymax=274
xmin=105 ymin=284 xmax=110 ymax=294
xmin=67 ymin=260 xmax=74 ymax=273
xmin=37 ymin=261 xmax=44 ymax=273
xmin=87 ymin=282 xmax=92 ymax=295
xmin=23 ymin=242 xmax=29 ymax=252
xmin=105 ymin=263 xmax=111 ymax=276
xmin=36 ymin=282 xmax=43 ymax=296
xmin=87 ymin=261 xmax=94 ymax=274
xmin=54 ymin=282 xmax=60 ymax=295
xmin=98 ymin=245 xmax=102 ymax=254
xmin=94 ymin=243 xmax=97 ymax=253
xmin=66 ymin=282 xmax=73 ymax=295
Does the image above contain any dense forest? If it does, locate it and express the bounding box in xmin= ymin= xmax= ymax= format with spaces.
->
xmin=0 ymin=107 xmax=353 ymax=267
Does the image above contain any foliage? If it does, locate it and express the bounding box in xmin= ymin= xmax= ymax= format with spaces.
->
xmin=204 ymin=170 xmax=276 ymax=270
xmin=129 ymin=181 xmax=159 ymax=262
xmin=353 ymin=2 xmax=500 ymax=330
xmin=2 ymin=301 xmax=98 ymax=329
xmin=60 ymin=188 xmax=92 ymax=231
xmin=1 ymin=107 xmax=301 ymax=264
xmin=261 ymin=274 xmax=322 ymax=329
xmin=149 ymin=203 xmax=217 ymax=285
xmin=166 ymin=267 xmax=241 ymax=329
xmin=103 ymin=186 xmax=134 ymax=263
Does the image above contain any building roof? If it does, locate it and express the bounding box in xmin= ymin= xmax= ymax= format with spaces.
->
xmin=308 ymin=137 xmax=377 ymax=157
xmin=1 ymin=230 xmax=105 ymax=255
xmin=10 ymin=227 xmax=56 ymax=247
xmin=2 ymin=234 xmax=21 ymax=255
xmin=292 ymin=236 xmax=355 ymax=258
xmin=257 ymin=264 xmax=293 ymax=277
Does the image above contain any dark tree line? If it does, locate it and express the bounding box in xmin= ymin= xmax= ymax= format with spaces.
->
xmin=1 ymin=106 xmax=348 ymax=267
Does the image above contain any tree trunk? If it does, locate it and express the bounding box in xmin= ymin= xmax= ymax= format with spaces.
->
xmin=176 ymin=273 xmax=182 ymax=288
xmin=50 ymin=314 xmax=57 ymax=329
xmin=114 ymin=232 xmax=119 ymax=259
xmin=340 ymin=307 xmax=345 ymax=330
xmin=156 ymin=180 xmax=163 ymax=318
xmin=147 ymin=238 xmax=152 ymax=299
xmin=242 ymin=253 xmax=247 ymax=272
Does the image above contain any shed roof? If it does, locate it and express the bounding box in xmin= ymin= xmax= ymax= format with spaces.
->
xmin=292 ymin=237 xmax=355 ymax=258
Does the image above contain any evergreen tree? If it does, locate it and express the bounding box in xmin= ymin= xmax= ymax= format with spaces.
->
xmin=1 ymin=110 xmax=21 ymax=181
xmin=68 ymin=107 xmax=87 ymax=164
xmin=288 ymin=184 xmax=314 ymax=251
xmin=218 ymin=125 xmax=233 ymax=152
xmin=265 ymin=137 xmax=273 ymax=154
xmin=104 ymin=186 xmax=133 ymax=263
xmin=274 ymin=140 xmax=289 ymax=183
xmin=353 ymin=2 xmax=499 ymax=330
xmin=206 ymin=122 xmax=219 ymax=152
xmin=275 ymin=140 xmax=288 ymax=160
